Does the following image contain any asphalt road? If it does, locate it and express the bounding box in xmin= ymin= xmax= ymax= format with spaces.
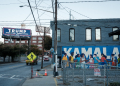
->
xmin=0 ymin=60 xmax=51 ymax=86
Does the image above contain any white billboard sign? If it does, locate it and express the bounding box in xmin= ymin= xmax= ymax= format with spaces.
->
xmin=35 ymin=26 xmax=50 ymax=34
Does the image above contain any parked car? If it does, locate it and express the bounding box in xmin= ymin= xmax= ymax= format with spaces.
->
xmin=43 ymin=55 xmax=49 ymax=58
xmin=44 ymin=57 xmax=49 ymax=61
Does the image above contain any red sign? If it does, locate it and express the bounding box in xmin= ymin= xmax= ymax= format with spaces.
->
xmin=94 ymin=68 xmax=101 ymax=76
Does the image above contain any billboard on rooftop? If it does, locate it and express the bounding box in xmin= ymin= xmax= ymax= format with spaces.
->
xmin=2 ymin=27 xmax=31 ymax=40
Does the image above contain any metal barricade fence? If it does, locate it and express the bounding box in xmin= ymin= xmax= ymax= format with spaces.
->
xmin=62 ymin=61 xmax=120 ymax=86
xmin=106 ymin=65 xmax=120 ymax=86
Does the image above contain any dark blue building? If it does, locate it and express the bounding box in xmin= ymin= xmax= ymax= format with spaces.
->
xmin=50 ymin=18 xmax=120 ymax=61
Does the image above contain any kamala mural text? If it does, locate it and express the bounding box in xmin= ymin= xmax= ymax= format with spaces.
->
xmin=62 ymin=46 xmax=120 ymax=59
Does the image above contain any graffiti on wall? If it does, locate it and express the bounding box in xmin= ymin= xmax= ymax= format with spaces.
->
xmin=62 ymin=46 xmax=120 ymax=59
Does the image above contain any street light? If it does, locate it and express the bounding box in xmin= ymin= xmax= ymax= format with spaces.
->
xmin=19 ymin=5 xmax=54 ymax=13
xmin=20 ymin=1 xmax=53 ymax=69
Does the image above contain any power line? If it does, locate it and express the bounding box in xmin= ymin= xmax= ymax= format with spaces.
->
xmin=37 ymin=0 xmax=44 ymax=6
xmin=0 ymin=24 xmax=50 ymax=26
xmin=59 ymin=0 xmax=120 ymax=3
xmin=0 ymin=22 xmax=50 ymax=24
xmin=51 ymin=0 xmax=55 ymax=21
xmin=38 ymin=5 xmax=52 ymax=17
xmin=59 ymin=3 xmax=76 ymax=20
xmin=27 ymin=0 xmax=41 ymax=36
xmin=26 ymin=4 xmax=53 ymax=26
xmin=18 ymin=0 xmax=27 ymax=4
xmin=22 ymin=0 xmax=43 ymax=23
xmin=35 ymin=0 xmax=41 ymax=26
xmin=0 ymin=3 xmax=22 ymax=5
xmin=0 ymin=20 xmax=53 ymax=22
xmin=60 ymin=4 xmax=91 ymax=19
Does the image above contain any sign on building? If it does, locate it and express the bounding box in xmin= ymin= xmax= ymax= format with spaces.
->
xmin=62 ymin=46 xmax=120 ymax=60
xmin=2 ymin=27 xmax=31 ymax=39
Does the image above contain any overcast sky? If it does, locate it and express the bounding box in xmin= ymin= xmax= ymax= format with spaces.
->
xmin=0 ymin=0 xmax=120 ymax=42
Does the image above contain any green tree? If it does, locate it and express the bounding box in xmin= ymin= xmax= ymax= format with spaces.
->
xmin=30 ymin=45 xmax=42 ymax=56
xmin=20 ymin=44 xmax=28 ymax=54
xmin=0 ymin=44 xmax=28 ymax=62
xmin=44 ymin=36 xmax=52 ymax=50
xmin=0 ymin=44 xmax=9 ymax=62
xmin=8 ymin=44 xmax=20 ymax=62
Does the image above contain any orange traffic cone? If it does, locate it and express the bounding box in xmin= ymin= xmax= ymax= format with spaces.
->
xmin=44 ymin=69 xmax=47 ymax=76
xmin=36 ymin=72 xmax=38 ymax=76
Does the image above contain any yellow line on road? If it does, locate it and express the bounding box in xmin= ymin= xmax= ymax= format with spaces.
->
xmin=9 ymin=65 xmax=24 ymax=68
xmin=36 ymin=72 xmax=44 ymax=76
xmin=54 ymin=78 xmax=58 ymax=86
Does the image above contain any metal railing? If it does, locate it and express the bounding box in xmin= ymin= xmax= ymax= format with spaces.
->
xmin=61 ymin=61 xmax=120 ymax=86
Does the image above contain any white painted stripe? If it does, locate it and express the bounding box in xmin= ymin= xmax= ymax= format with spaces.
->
xmin=10 ymin=75 xmax=15 ymax=79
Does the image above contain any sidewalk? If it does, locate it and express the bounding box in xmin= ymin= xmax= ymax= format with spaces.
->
xmin=22 ymin=75 xmax=56 ymax=86
xmin=22 ymin=65 xmax=59 ymax=86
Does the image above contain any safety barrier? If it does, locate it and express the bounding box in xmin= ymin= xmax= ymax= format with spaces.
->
xmin=62 ymin=61 xmax=120 ymax=86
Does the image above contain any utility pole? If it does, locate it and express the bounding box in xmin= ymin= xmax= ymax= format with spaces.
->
xmin=9 ymin=29 xmax=12 ymax=62
xmin=41 ymin=27 xmax=45 ymax=69
xmin=19 ymin=38 xmax=21 ymax=62
xmin=69 ymin=10 xmax=71 ymax=20
xmin=54 ymin=0 xmax=59 ymax=76
xmin=10 ymin=29 xmax=11 ymax=45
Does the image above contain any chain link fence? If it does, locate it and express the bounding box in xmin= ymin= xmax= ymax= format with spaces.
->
xmin=61 ymin=61 xmax=120 ymax=86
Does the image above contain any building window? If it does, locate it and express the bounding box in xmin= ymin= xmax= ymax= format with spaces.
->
xmin=38 ymin=37 xmax=42 ymax=40
xmin=8 ymin=39 xmax=14 ymax=43
xmin=16 ymin=41 xmax=19 ymax=43
xmin=38 ymin=45 xmax=42 ymax=47
xmin=113 ymin=27 xmax=119 ymax=41
xmin=32 ymin=41 xmax=37 ymax=43
xmin=38 ymin=41 xmax=42 ymax=43
xmin=5 ymin=41 xmax=8 ymax=43
xmin=95 ymin=28 xmax=101 ymax=41
xmin=32 ymin=37 xmax=36 ymax=40
xmin=21 ymin=41 xmax=25 ymax=43
xmin=57 ymin=28 xmax=61 ymax=42
xmin=86 ymin=28 xmax=92 ymax=41
xmin=69 ymin=28 xmax=75 ymax=41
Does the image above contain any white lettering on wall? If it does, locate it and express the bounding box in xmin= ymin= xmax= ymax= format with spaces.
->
xmin=12 ymin=29 xmax=15 ymax=32
xmin=112 ymin=47 xmax=119 ymax=58
xmin=64 ymin=48 xmax=72 ymax=57
xmin=103 ymin=47 xmax=106 ymax=55
xmin=103 ymin=47 xmax=110 ymax=59
xmin=24 ymin=30 xmax=26 ymax=33
xmin=94 ymin=48 xmax=101 ymax=59
xmin=73 ymin=48 xmax=80 ymax=58
xmin=20 ymin=30 xmax=23 ymax=33
xmin=63 ymin=46 xmax=120 ymax=59
xmin=8 ymin=29 xmax=11 ymax=33
xmin=82 ymin=48 xmax=92 ymax=58
xmin=8 ymin=29 xmax=27 ymax=33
